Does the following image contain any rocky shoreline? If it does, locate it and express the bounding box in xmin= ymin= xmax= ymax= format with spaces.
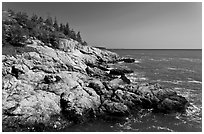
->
xmin=2 ymin=38 xmax=189 ymax=131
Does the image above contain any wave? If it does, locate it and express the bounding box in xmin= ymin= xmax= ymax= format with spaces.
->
xmin=155 ymin=79 xmax=201 ymax=85
xmin=183 ymin=103 xmax=202 ymax=124
xmin=118 ymin=61 xmax=124 ymax=64
xmin=167 ymin=67 xmax=195 ymax=72
xmin=149 ymin=58 xmax=173 ymax=62
xmin=152 ymin=126 xmax=174 ymax=132
xmin=118 ymin=60 xmax=140 ymax=64
xmin=127 ymin=73 xmax=147 ymax=83
xmin=179 ymin=58 xmax=201 ymax=63
xmin=128 ymin=76 xmax=148 ymax=82
xmin=134 ymin=60 xmax=140 ymax=63
xmin=155 ymin=79 xmax=183 ymax=84
xmin=188 ymin=80 xmax=202 ymax=84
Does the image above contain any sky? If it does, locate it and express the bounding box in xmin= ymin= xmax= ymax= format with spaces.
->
xmin=2 ymin=2 xmax=202 ymax=49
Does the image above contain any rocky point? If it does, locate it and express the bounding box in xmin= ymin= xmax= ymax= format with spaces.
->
xmin=2 ymin=38 xmax=189 ymax=131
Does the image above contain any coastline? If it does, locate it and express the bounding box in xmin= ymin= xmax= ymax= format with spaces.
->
xmin=2 ymin=38 xmax=189 ymax=131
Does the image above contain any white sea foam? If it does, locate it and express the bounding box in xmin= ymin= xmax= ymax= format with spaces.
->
xmin=156 ymin=79 xmax=183 ymax=84
xmin=118 ymin=61 xmax=124 ymax=64
xmin=149 ymin=58 xmax=172 ymax=62
xmin=185 ymin=103 xmax=202 ymax=123
xmin=167 ymin=67 xmax=195 ymax=72
xmin=167 ymin=67 xmax=177 ymax=70
xmin=105 ymin=71 xmax=110 ymax=73
xmin=134 ymin=60 xmax=140 ymax=63
xmin=107 ymin=67 xmax=114 ymax=70
xmin=188 ymin=80 xmax=202 ymax=84
xmin=128 ymin=76 xmax=147 ymax=82
xmin=156 ymin=126 xmax=174 ymax=132
xmin=180 ymin=58 xmax=201 ymax=63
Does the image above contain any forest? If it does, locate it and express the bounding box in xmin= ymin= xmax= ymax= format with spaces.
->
xmin=2 ymin=9 xmax=88 ymax=48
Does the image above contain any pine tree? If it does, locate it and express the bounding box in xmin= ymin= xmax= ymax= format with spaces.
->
xmin=76 ymin=31 xmax=82 ymax=43
xmin=53 ymin=17 xmax=59 ymax=31
xmin=45 ymin=16 xmax=53 ymax=26
xmin=70 ymin=29 xmax=76 ymax=40
xmin=64 ymin=22 xmax=70 ymax=36
xmin=28 ymin=14 xmax=38 ymax=30
xmin=59 ymin=23 xmax=65 ymax=32
xmin=15 ymin=11 xmax=29 ymax=27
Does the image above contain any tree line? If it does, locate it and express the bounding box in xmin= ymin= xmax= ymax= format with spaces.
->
xmin=2 ymin=9 xmax=88 ymax=47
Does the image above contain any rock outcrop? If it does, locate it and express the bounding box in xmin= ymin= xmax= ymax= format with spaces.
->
xmin=2 ymin=39 xmax=189 ymax=131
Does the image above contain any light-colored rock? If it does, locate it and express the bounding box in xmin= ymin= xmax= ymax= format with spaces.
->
xmin=60 ymin=86 xmax=101 ymax=121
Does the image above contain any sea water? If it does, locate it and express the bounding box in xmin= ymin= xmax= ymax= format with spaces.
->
xmin=62 ymin=49 xmax=202 ymax=132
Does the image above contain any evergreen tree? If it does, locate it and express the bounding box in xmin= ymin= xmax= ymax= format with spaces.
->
xmin=76 ymin=31 xmax=82 ymax=43
xmin=45 ymin=16 xmax=53 ymax=26
xmin=59 ymin=23 xmax=65 ymax=32
xmin=28 ymin=14 xmax=38 ymax=30
xmin=70 ymin=29 xmax=76 ymax=40
xmin=53 ymin=17 xmax=59 ymax=31
xmin=64 ymin=22 xmax=70 ymax=36
xmin=15 ymin=11 xmax=29 ymax=27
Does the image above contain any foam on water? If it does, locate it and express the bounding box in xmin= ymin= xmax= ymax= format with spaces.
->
xmin=188 ymin=80 xmax=202 ymax=84
xmin=179 ymin=58 xmax=201 ymax=63
xmin=134 ymin=60 xmax=140 ymax=63
xmin=167 ymin=67 xmax=195 ymax=72
xmin=110 ymin=49 xmax=202 ymax=132
xmin=149 ymin=58 xmax=173 ymax=62
xmin=155 ymin=79 xmax=183 ymax=84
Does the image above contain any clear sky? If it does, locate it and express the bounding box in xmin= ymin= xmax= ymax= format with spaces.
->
xmin=2 ymin=2 xmax=202 ymax=49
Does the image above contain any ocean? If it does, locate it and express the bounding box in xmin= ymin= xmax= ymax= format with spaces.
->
xmin=62 ymin=49 xmax=202 ymax=132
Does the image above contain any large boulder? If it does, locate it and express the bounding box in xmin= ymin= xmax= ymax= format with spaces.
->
xmin=88 ymin=79 xmax=107 ymax=95
xmin=2 ymin=75 xmax=61 ymax=125
xmin=156 ymin=95 xmax=188 ymax=113
xmin=60 ymin=86 xmax=101 ymax=122
xmin=100 ymin=100 xmax=130 ymax=116
xmin=121 ymin=57 xmax=135 ymax=63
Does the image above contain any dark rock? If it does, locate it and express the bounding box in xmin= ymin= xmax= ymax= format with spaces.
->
xmin=156 ymin=95 xmax=188 ymax=113
xmin=120 ymin=74 xmax=131 ymax=84
xmin=11 ymin=66 xmax=25 ymax=78
xmin=152 ymin=88 xmax=177 ymax=101
xmin=101 ymin=100 xmax=130 ymax=116
xmin=121 ymin=58 xmax=135 ymax=63
xmin=44 ymin=75 xmax=61 ymax=84
xmin=85 ymin=66 xmax=94 ymax=75
xmin=97 ymin=65 xmax=110 ymax=71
